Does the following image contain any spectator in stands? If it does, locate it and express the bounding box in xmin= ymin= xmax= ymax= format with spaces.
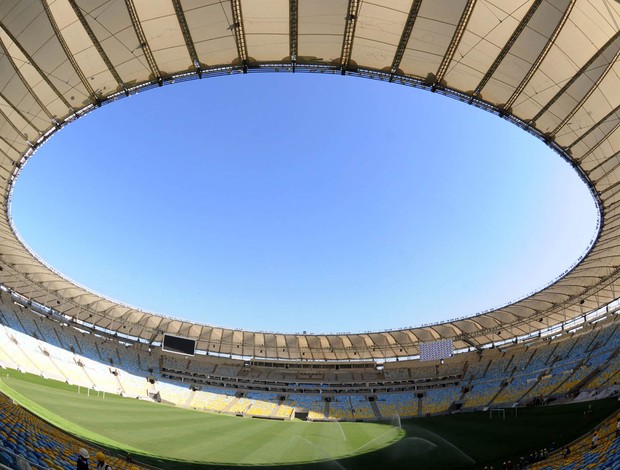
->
xmin=95 ymin=451 xmax=112 ymax=470
xmin=563 ymin=446 xmax=571 ymax=459
xmin=616 ymin=418 xmax=620 ymax=438
xmin=76 ymin=448 xmax=89 ymax=470
xmin=16 ymin=455 xmax=32 ymax=470
xmin=591 ymin=431 xmax=598 ymax=448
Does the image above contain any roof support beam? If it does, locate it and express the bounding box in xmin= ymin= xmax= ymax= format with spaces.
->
xmin=171 ymin=0 xmax=201 ymax=76
xmin=578 ymin=131 xmax=620 ymax=169
xmin=548 ymin=32 xmax=620 ymax=136
xmin=434 ymin=0 xmax=477 ymax=85
xmin=503 ymin=0 xmax=576 ymax=111
xmin=124 ymin=0 xmax=161 ymax=82
xmin=339 ymin=0 xmax=361 ymax=74
xmin=486 ymin=267 xmax=620 ymax=340
xmin=67 ymin=0 xmax=127 ymax=93
xmin=0 ymin=24 xmax=73 ymax=113
xmin=229 ymin=0 xmax=248 ymax=72
xmin=389 ymin=0 xmax=423 ymax=76
xmin=0 ymin=27 xmax=60 ymax=121
xmin=0 ymin=133 xmax=21 ymax=155
xmin=598 ymin=174 xmax=620 ymax=197
xmin=473 ymin=0 xmax=543 ymax=98
xmin=40 ymin=0 xmax=99 ymax=105
xmin=0 ymin=107 xmax=28 ymax=142
xmin=289 ymin=0 xmax=298 ymax=69
xmin=461 ymin=337 xmax=481 ymax=350
xmin=604 ymin=196 xmax=620 ymax=214
xmin=0 ymin=152 xmax=15 ymax=172
xmin=532 ymin=31 xmax=620 ymax=126
xmin=568 ymin=103 xmax=620 ymax=153
xmin=0 ymin=92 xmax=42 ymax=134
xmin=586 ymin=149 xmax=620 ymax=177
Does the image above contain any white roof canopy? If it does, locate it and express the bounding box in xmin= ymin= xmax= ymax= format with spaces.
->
xmin=0 ymin=0 xmax=619 ymax=360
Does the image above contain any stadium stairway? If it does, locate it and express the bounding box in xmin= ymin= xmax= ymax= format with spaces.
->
xmin=0 ymin=336 xmax=19 ymax=371
xmin=553 ymin=360 xmax=586 ymax=393
xmin=78 ymin=365 xmax=96 ymax=389
xmin=6 ymin=336 xmax=40 ymax=376
xmin=4 ymin=309 xmax=27 ymax=335
xmin=369 ymin=399 xmax=382 ymax=419
xmin=112 ymin=371 xmax=126 ymax=396
xmin=45 ymin=354 xmax=70 ymax=384
xmin=182 ymin=390 xmax=195 ymax=408
xmin=223 ymin=397 xmax=240 ymax=414
xmin=517 ymin=376 xmax=544 ymax=404
xmin=50 ymin=329 xmax=66 ymax=351
xmin=416 ymin=394 xmax=423 ymax=417
xmin=72 ymin=337 xmax=85 ymax=356
xmin=568 ymin=365 xmax=609 ymax=398
xmin=486 ymin=380 xmax=510 ymax=408
xmin=450 ymin=387 xmax=468 ymax=411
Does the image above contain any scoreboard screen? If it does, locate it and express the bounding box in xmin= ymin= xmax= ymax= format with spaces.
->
xmin=162 ymin=334 xmax=196 ymax=356
xmin=419 ymin=339 xmax=453 ymax=361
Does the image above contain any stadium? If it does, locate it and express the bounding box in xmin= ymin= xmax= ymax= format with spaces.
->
xmin=0 ymin=0 xmax=619 ymax=469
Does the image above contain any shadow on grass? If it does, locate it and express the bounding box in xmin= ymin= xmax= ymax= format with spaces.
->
xmin=135 ymin=398 xmax=619 ymax=470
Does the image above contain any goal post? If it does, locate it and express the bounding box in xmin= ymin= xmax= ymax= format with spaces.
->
xmin=489 ymin=408 xmax=518 ymax=419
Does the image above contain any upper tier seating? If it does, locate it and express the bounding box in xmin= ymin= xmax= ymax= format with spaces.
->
xmin=1 ymin=297 xmax=618 ymax=422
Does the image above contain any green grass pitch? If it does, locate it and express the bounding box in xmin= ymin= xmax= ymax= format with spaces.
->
xmin=1 ymin=369 xmax=618 ymax=469
xmin=0 ymin=371 xmax=403 ymax=467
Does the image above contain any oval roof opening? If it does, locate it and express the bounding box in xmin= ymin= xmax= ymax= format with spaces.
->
xmin=11 ymin=73 xmax=599 ymax=334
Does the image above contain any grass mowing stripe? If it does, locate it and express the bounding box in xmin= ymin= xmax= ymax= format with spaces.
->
xmin=5 ymin=369 xmax=617 ymax=469
xmin=237 ymin=423 xmax=295 ymax=465
xmin=0 ymin=377 xmax=138 ymax=453
xmin=1 ymin=370 xmax=401 ymax=466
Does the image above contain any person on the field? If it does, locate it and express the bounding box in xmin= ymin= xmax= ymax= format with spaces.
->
xmin=95 ymin=452 xmax=113 ymax=470
xmin=76 ymin=448 xmax=89 ymax=470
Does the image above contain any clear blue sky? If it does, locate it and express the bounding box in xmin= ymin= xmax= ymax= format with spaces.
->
xmin=11 ymin=73 xmax=598 ymax=334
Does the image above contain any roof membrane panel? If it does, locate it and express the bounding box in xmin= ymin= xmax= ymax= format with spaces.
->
xmin=0 ymin=0 xmax=615 ymax=359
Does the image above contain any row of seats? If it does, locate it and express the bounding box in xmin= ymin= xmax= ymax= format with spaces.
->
xmin=1 ymin=298 xmax=619 ymax=420
xmin=376 ymin=392 xmax=417 ymax=418
xmin=0 ymin=393 xmax=141 ymax=470
xmin=284 ymin=393 xmax=327 ymax=420
xmin=459 ymin=322 xmax=620 ymax=410
xmin=530 ymin=412 xmax=620 ymax=470
xmin=422 ymin=386 xmax=461 ymax=415
xmin=3 ymin=291 xmax=619 ymax=394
